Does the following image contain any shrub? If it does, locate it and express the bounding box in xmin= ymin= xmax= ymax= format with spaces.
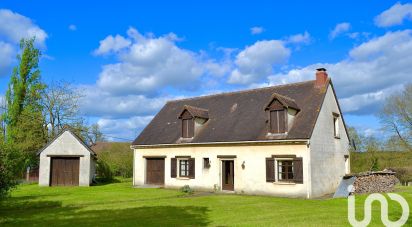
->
xmin=96 ymin=159 xmax=113 ymax=182
xmin=95 ymin=143 xmax=133 ymax=178
xmin=390 ymin=167 xmax=412 ymax=185
xmin=180 ymin=185 xmax=194 ymax=194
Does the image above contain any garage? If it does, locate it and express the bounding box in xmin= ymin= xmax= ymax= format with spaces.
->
xmin=38 ymin=128 xmax=97 ymax=187
xmin=146 ymin=158 xmax=165 ymax=185
xmin=50 ymin=157 xmax=80 ymax=186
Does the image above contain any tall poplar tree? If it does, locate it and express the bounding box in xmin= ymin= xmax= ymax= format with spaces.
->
xmin=3 ymin=38 xmax=47 ymax=169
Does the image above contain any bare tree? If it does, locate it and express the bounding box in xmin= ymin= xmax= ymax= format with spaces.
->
xmin=378 ymin=84 xmax=412 ymax=151
xmin=87 ymin=123 xmax=105 ymax=145
xmin=41 ymin=81 xmax=84 ymax=140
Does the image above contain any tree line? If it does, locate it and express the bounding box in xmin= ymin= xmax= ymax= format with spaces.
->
xmin=0 ymin=38 xmax=104 ymax=197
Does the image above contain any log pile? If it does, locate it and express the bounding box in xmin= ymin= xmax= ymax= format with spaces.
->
xmin=350 ymin=170 xmax=399 ymax=194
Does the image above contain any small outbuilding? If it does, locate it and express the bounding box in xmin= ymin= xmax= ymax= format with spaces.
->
xmin=38 ymin=128 xmax=97 ymax=186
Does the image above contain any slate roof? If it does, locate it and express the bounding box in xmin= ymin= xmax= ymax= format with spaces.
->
xmin=133 ymin=79 xmax=330 ymax=146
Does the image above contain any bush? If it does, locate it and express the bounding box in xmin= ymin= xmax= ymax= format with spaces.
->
xmin=180 ymin=185 xmax=194 ymax=194
xmin=390 ymin=167 xmax=412 ymax=185
xmin=96 ymin=143 xmax=133 ymax=178
xmin=96 ymin=159 xmax=113 ymax=182
xmin=0 ymin=144 xmax=21 ymax=198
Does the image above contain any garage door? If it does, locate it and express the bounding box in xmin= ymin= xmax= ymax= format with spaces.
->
xmin=50 ymin=157 xmax=80 ymax=186
xmin=146 ymin=158 xmax=165 ymax=185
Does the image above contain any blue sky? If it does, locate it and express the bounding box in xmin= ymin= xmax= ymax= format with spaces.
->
xmin=0 ymin=1 xmax=412 ymax=141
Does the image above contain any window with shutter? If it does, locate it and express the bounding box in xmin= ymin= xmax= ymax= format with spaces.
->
xmin=267 ymin=156 xmax=303 ymax=184
xmin=182 ymin=118 xmax=194 ymax=138
xmin=269 ymin=109 xmax=287 ymax=133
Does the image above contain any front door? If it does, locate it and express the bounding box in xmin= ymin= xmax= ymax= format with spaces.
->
xmin=222 ymin=160 xmax=234 ymax=191
xmin=146 ymin=158 xmax=165 ymax=185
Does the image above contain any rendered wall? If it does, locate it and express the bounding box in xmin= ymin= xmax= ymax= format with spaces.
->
xmin=134 ymin=143 xmax=311 ymax=198
xmin=39 ymin=131 xmax=93 ymax=186
xmin=309 ymin=85 xmax=350 ymax=197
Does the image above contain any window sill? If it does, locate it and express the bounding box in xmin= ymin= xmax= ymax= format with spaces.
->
xmin=273 ymin=181 xmax=296 ymax=185
xmin=176 ymin=177 xmax=190 ymax=180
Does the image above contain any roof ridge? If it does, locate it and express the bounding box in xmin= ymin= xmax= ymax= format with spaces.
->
xmin=168 ymin=80 xmax=315 ymax=103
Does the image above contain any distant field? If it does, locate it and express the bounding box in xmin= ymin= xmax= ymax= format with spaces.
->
xmin=0 ymin=179 xmax=411 ymax=226
xmin=350 ymin=151 xmax=412 ymax=173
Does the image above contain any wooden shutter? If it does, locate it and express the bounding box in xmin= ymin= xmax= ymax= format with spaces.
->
xmin=266 ymin=158 xmax=275 ymax=182
xmin=171 ymin=158 xmax=177 ymax=178
xmin=188 ymin=158 xmax=195 ymax=179
xmin=278 ymin=110 xmax=286 ymax=133
xmin=182 ymin=119 xmax=188 ymax=138
xmin=293 ymin=158 xmax=303 ymax=184
xmin=270 ymin=111 xmax=277 ymax=133
xmin=188 ymin=119 xmax=194 ymax=138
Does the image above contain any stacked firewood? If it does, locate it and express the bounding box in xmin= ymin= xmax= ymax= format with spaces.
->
xmin=352 ymin=170 xmax=399 ymax=194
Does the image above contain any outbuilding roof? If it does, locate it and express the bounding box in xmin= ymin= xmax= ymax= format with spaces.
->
xmin=133 ymin=79 xmax=330 ymax=146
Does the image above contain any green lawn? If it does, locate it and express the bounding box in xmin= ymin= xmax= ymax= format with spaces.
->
xmin=1 ymin=179 xmax=411 ymax=226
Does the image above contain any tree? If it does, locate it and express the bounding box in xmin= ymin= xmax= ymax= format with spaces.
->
xmin=347 ymin=127 xmax=364 ymax=152
xmin=41 ymin=81 xmax=84 ymax=140
xmin=87 ymin=123 xmax=105 ymax=145
xmin=364 ymin=136 xmax=381 ymax=171
xmin=378 ymin=84 xmax=412 ymax=151
xmin=3 ymin=38 xmax=46 ymax=170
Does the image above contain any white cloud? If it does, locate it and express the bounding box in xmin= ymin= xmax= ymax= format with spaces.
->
xmin=93 ymin=34 xmax=131 ymax=55
xmin=93 ymin=27 xmax=227 ymax=95
xmin=329 ymin=22 xmax=351 ymax=39
xmin=375 ymin=2 xmax=412 ymax=27
xmin=228 ymin=40 xmax=290 ymax=84
xmin=0 ymin=9 xmax=47 ymax=47
xmin=97 ymin=116 xmax=154 ymax=141
xmin=80 ymin=86 xmax=172 ymax=118
xmin=266 ymin=30 xmax=412 ymax=115
xmin=286 ymin=31 xmax=311 ymax=44
xmin=0 ymin=41 xmax=15 ymax=76
xmin=68 ymin=24 xmax=77 ymax=31
xmin=250 ymin=26 xmax=264 ymax=35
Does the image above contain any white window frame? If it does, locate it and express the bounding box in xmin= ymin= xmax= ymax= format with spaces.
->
xmin=333 ymin=113 xmax=340 ymax=139
xmin=274 ymin=158 xmax=295 ymax=183
xmin=177 ymin=158 xmax=190 ymax=179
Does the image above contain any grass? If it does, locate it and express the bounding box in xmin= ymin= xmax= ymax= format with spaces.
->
xmin=0 ymin=179 xmax=411 ymax=226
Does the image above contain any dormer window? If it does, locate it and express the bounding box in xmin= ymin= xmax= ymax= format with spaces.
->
xmin=178 ymin=105 xmax=209 ymax=139
xmin=181 ymin=111 xmax=194 ymax=138
xmin=265 ymin=93 xmax=300 ymax=135
xmin=268 ymin=101 xmax=287 ymax=134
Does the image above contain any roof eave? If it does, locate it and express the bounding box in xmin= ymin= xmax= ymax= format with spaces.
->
xmin=131 ymin=139 xmax=310 ymax=149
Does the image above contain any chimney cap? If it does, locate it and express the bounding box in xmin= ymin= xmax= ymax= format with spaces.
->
xmin=316 ymin=68 xmax=327 ymax=72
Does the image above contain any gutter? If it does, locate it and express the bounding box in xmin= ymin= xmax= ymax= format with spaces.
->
xmin=130 ymin=139 xmax=310 ymax=149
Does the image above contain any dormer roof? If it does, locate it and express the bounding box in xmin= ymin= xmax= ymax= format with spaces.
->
xmin=178 ymin=105 xmax=209 ymax=119
xmin=264 ymin=93 xmax=300 ymax=111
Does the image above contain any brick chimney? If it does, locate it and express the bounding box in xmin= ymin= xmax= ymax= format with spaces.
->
xmin=315 ymin=68 xmax=328 ymax=88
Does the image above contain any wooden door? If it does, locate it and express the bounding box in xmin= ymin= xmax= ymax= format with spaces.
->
xmin=146 ymin=158 xmax=165 ymax=185
xmin=50 ymin=157 xmax=80 ymax=186
xmin=222 ymin=160 xmax=234 ymax=191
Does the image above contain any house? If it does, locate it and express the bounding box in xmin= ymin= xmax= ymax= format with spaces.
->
xmin=131 ymin=68 xmax=350 ymax=198
xmin=38 ymin=128 xmax=97 ymax=186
